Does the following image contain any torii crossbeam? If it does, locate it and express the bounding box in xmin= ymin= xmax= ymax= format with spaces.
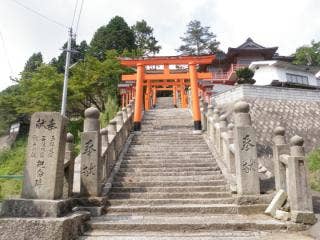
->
xmin=120 ymin=55 xmax=215 ymax=131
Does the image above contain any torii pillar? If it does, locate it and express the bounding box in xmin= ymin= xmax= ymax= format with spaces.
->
xmin=189 ymin=62 xmax=202 ymax=131
xmin=133 ymin=64 xmax=144 ymax=131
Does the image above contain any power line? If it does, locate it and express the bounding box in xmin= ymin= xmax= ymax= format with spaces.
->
xmin=71 ymin=0 xmax=79 ymax=29
xmin=0 ymin=30 xmax=14 ymax=76
xmin=75 ymin=0 xmax=84 ymax=35
xmin=9 ymin=0 xmax=68 ymax=29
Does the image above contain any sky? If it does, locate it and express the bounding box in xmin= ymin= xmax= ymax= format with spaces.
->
xmin=0 ymin=0 xmax=320 ymax=91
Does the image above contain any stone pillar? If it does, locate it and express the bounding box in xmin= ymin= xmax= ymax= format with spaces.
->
xmin=122 ymin=107 xmax=128 ymax=122
xmin=80 ymin=107 xmax=102 ymax=197
xmin=201 ymin=101 xmax=208 ymax=131
xmin=107 ymin=120 xmax=117 ymax=143
xmin=233 ymin=101 xmax=260 ymax=195
xmin=206 ymin=105 xmax=214 ymax=138
xmin=116 ymin=111 xmax=124 ymax=132
xmin=288 ymin=136 xmax=316 ymax=224
xmin=217 ymin=115 xmax=227 ymax=155
xmin=272 ymin=126 xmax=288 ymax=191
xmin=100 ymin=128 xmax=109 ymax=147
xmin=223 ymin=123 xmax=235 ymax=174
xmin=22 ymin=112 xmax=68 ymax=200
xmin=63 ymin=133 xmax=75 ymax=198
xmin=127 ymin=103 xmax=133 ymax=117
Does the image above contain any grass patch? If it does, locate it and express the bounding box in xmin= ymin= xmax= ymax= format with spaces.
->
xmin=0 ymin=137 xmax=27 ymax=200
xmin=307 ymin=149 xmax=320 ymax=192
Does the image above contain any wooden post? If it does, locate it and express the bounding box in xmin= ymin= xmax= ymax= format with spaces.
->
xmin=133 ymin=64 xmax=144 ymax=131
xmin=189 ymin=62 xmax=201 ymax=131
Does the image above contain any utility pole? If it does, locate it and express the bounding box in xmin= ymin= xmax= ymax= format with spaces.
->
xmin=61 ymin=28 xmax=73 ymax=116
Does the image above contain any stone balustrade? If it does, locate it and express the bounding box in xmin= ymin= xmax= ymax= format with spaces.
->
xmin=79 ymin=102 xmax=134 ymax=197
xmin=202 ymin=100 xmax=260 ymax=195
xmin=272 ymin=128 xmax=316 ymax=224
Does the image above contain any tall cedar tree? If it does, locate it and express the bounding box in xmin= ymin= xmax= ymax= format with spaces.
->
xmin=132 ymin=20 xmax=161 ymax=56
xmin=23 ymin=52 xmax=43 ymax=73
xmin=90 ymin=16 xmax=136 ymax=60
xmin=177 ymin=20 xmax=219 ymax=55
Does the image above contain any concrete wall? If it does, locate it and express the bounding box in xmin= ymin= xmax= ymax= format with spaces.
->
xmin=211 ymin=85 xmax=320 ymax=172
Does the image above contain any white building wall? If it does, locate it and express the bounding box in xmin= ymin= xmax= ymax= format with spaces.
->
xmin=252 ymin=65 xmax=319 ymax=86
xmin=252 ymin=66 xmax=280 ymax=85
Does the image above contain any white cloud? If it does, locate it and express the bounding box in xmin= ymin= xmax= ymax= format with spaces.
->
xmin=0 ymin=0 xmax=319 ymax=91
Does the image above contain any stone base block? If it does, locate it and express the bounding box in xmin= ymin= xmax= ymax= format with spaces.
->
xmin=0 ymin=198 xmax=75 ymax=218
xmin=77 ymin=206 xmax=105 ymax=217
xmin=73 ymin=196 xmax=108 ymax=207
xmin=275 ymin=209 xmax=291 ymax=221
xmin=0 ymin=211 xmax=90 ymax=240
xmin=291 ymin=211 xmax=317 ymax=225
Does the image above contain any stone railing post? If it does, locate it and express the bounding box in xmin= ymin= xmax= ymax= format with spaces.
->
xmin=122 ymin=107 xmax=128 ymax=122
xmin=201 ymin=101 xmax=208 ymax=131
xmin=107 ymin=120 xmax=117 ymax=143
xmin=211 ymin=108 xmax=220 ymax=141
xmin=206 ymin=105 xmax=214 ymax=138
xmin=223 ymin=123 xmax=236 ymax=174
xmin=287 ymin=136 xmax=316 ymax=224
xmin=233 ymin=101 xmax=260 ymax=195
xmin=116 ymin=111 xmax=124 ymax=132
xmin=80 ymin=106 xmax=102 ymax=197
xmin=272 ymin=126 xmax=288 ymax=191
xmin=217 ymin=115 xmax=227 ymax=155
xmin=100 ymin=128 xmax=109 ymax=147
xmin=63 ymin=133 xmax=75 ymax=199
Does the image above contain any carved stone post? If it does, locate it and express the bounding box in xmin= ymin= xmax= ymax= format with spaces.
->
xmin=272 ymin=126 xmax=288 ymax=191
xmin=211 ymin=108 xmax=220 ymax=142
xmin=100 ymin=128 xmax=109 ymax=147
xmin=80 ymin=107 xmax=102 ymax=197
xmin=63 ymin=133 xmax=75 ymax=198
xmin=116 ymin=111 xmax=124 ymax=132
xmin=201 ymin=101 xmax=208 ymax=131
xmin=233 ymin=101 xmax=260 ymax=195
xmin=288 ymin=136 xmax=316 ymax=224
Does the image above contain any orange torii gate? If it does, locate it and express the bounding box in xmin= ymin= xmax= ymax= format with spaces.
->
xmin=120 ymin=55 xmax=215 ymax=131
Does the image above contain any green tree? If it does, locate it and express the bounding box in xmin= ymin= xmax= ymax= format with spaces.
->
xmin=236 ymin=67 xmax=255 ymax=84
xmin=69 ymin=50 xmax=124 ymax=112
xmin=132 ymin=20 xmax=161 ymax=56
xmin=90 ymin=16 xmax=136 ymax=60
xmin=51 ymin=40 xmax=89 ymax=73
xmin=18 ymin=64 xmax=64 ymax=114
xmin=23 ymin=52 xmax=43 ymax=73
xmin=177 ymin=20 xmax=219 ymax=55
xmin=293 ymin=40 xmax=320 ymax=66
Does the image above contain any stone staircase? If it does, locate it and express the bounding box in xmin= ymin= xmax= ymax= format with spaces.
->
xmin=80 ymin=98 xmax=304 ymax=239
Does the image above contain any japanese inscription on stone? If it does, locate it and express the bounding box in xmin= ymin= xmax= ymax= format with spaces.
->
xmin=22 ymin=112 xmax=67 ymax=199
xmin=80 ymin=131 xmax=101 ymax=196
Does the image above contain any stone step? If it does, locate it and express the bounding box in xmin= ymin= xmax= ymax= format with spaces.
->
xmin=110 ymin=185 xmax=228 ymax=193
xmin=118 ymin=166 xmax=220 ymax=172
xmin=114 ymin=175 xmax=224 ymax=182
xmin=122 ymin=156 xmax=215 ymax=161
xmin=86 ymin=214 xmax=297 ymax=233
xmin=120 ymin=163 xmax=218 ymax=169
xmin=107 ymin=198 xmax=236 ymax=206
xmin=125 ymin=152 xmax=213 ymax=156
xmin=80 ymin=230 xmax=267 ymax=239
xmin=109 ymin=191 xmax=232 ymax=199
xmin=112 ymin=180 xmax=227 ymax=188
xmin=116 ymin=171 xmax=222 ymax=177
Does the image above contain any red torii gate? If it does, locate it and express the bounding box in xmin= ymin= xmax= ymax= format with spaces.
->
xmin=120 ymin=55 xmax=215 ymax=131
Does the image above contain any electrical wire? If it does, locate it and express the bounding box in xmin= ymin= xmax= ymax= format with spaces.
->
xmin=9 ymin=0 xmax=69 ymax=29
xmin=75 ymin=0 xmax=84 ymax=35
xmin=71 ymin=0 xmax=79 ymax=29
xmin=0 ymin=30 xmax=14 ymax=76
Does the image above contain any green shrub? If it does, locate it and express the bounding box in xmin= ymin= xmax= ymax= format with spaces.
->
xmin=236 ymin=67 xmax=256 ymax=84
xmin=307 ymin=149 xmax=320 ymax=191
xmin=100 ymin=97 xmax=120 ymax=127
